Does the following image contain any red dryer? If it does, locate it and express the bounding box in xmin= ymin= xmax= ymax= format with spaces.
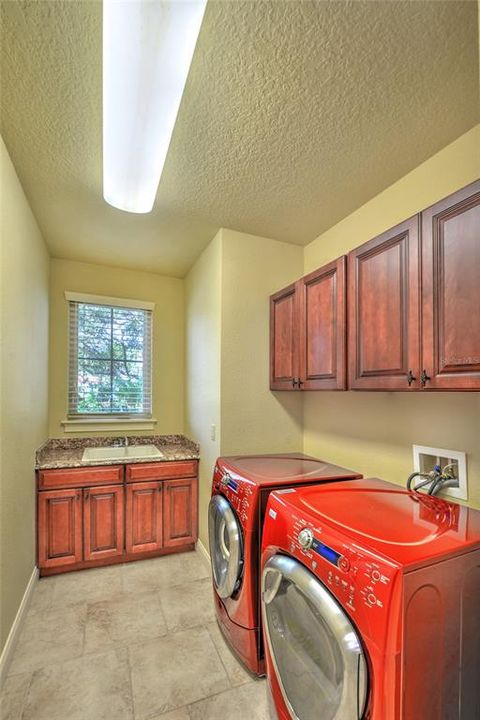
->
xmin=261 ymin=478 xmax=480 ymax=720
xmin=208 ymin=454 xmax=362 ymax=675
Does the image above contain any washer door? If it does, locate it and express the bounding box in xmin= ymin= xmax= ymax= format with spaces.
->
xmin=208 ymin=494 xmax=243 ymax=599
xmin=262 ymin=554 xmax=368 ymax=720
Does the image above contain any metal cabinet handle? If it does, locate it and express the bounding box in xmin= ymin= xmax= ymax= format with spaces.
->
xmin=407 ymin=370 xmax=416 ymax=386
xmin=292 ymin=378 xmax=297 ymax=388
xmin=85 ymin=490 xmax=89 ymax=500
xmin=76 ymin=492 xmax=80 ymax=501
xmin=157 ymin=484 xmax=162 ymax=492
xmin=420 ymin=369 xmax=431 ymax=387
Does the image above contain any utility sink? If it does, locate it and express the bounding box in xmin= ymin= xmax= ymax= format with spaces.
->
xmin=82 ymin=445 xmax=164 ymax=462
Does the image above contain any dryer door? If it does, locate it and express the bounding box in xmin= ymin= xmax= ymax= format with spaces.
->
xmin=262 ymin=554 xmax=368 ymax=720
xmin=208 ymin=494 xmax=243 ymax=599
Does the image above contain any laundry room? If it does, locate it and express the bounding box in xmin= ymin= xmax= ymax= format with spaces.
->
xmin=1 ymin=1 xmax=479 ymax=719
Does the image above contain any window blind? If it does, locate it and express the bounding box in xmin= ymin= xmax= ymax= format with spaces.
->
xmin=68 ymin=300 xmax=152 ymax=417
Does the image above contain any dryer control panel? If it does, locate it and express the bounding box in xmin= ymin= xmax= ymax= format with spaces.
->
xmin=212 ymin=462 xmax=255 ymax=530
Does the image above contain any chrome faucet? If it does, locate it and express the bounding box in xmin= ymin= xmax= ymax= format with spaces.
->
xmin=124 ymin=436 xmax=129 ymax=447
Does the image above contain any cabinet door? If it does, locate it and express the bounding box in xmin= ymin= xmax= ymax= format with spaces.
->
xmin=299 ymin=256 xmax=347 ymax=390
xmin=83 ymin=485 xmax=124 ymax=561
xmin=421 ymin=180 xmax=480 ymax=390
xmin=38 ymin=489 xmax=82 ymax=568
xmin=164 ymin=477 xmax=197 ymax=548
xmin=348 ymin=216 xmax=420 ymax=390
xmin=270 ymin=282 xmax=300 ymax=390
xmin=125 ymin=481 xmax=163 ymax=554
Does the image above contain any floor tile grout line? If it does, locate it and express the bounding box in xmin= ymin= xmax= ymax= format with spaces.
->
xmin=125 ymin=645 xmax=137 ymax=720
xmin=204 ymin=622 xmax=237 ymax=690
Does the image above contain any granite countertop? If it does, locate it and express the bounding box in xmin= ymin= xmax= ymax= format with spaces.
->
xmin=35 ymin=434 xmax=200 ymax=470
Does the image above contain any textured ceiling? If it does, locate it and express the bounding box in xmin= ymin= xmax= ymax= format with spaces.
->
xmin=1 ymin=0 xmax=478 ymax=277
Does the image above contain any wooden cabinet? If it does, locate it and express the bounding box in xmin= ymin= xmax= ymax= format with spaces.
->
xmin=270 ymin=282 xmax=299 ymax=390
xmin=37 ymin=460 xmax=198 ymax=575
xmin=83 ymin=485 xmax=124 ymax=561
xmin=38 ymin=488 xmax=82 ymax=568
xmin=270 ymin=257 xmax=347 ymax=390
xmin=348 ymin=217 xmax=420 ymax=390
xmin=164 ymin=477 xmax=198 ymax=547
xmin=126 ymin=481 xmax=163 ymax=554
xmin=270 ymin=181 xmax=479 ymax=393
xmin=299 ymin=257 xmax=347 ymax=390
xmin=421 ymin=180 xmax=480 ymax=390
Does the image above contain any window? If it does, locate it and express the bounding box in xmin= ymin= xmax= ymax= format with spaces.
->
xmin=67 ymin=294 xmax=153 ymax=417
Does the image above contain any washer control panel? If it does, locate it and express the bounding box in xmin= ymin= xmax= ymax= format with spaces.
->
xmin=290 ymin=515 xmax=397 ymax=614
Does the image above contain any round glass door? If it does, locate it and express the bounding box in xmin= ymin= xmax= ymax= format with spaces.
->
xmin=262 ymin=554 xmax=368 ymax=720
xmin=208 ymin=495 xmax=243 ymax=599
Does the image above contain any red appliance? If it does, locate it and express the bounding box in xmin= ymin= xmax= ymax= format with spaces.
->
xmin=261 ymin=478 xmax=480 ymax=720
xmin=208 ymin=454 xmax=362 ymax=675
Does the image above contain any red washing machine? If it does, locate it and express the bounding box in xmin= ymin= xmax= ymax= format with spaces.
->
xmin=208 ymin=454 xmax=362 ymax=676
xmin=261 ymin=478 xmax=480 ymax=720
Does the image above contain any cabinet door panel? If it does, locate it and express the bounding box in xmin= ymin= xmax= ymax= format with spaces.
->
xmin=38 ymin=489 xmax=82 ymax=568
xmin=300 ymin=257 xmax=346 ymax=389
xmin=164 ymin=478 xmax=197 ymax=547
xmin=348 ymin=217 xmax=420 ymax=390
xmin=422 ymin=180 xmax=480 ymax=390
xmin=126 ymin=481 xmax=163 ymax=554
xmin=83 ymin=485 xmax=124 ymax=561
xmin=270 ymin=282 xmax=299 ymax=390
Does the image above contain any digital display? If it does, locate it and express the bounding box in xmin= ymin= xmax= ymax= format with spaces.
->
xmin=312 ymin=539 xmax=341 ymax=566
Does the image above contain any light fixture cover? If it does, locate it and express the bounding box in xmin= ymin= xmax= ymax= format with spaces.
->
xmin=103 ymin=0 xmax=207 ymax=214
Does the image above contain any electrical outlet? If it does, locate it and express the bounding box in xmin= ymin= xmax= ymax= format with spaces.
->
xmin=412 ymin=445 xmax=467 ymax=501
xmin=211 ymin=424 xmax=216 ymax=441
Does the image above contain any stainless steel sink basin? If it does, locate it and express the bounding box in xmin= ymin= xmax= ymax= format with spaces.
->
xmin=82 ymin=445 xmax=164 ymax=462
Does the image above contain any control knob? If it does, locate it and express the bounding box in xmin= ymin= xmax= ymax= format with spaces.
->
xmin=297 ymin=528 xmax=314 ymax=550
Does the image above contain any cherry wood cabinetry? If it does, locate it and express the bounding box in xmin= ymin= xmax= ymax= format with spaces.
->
xmin=83 ymin=485 xmax=124 ymax=561
xmin=270 ymin=182 xmax=479 ymax=392
xmin=300 ymin=257 xmax=347 ymax=390
xmin=270 ymin=257 xmax=347 ymax=390
xmin=348 ymin=217 xmax=420 ymax=390
xmin=164 ymin=477 xmax=198 ymax=547
xmin=38 ymin=488 xmax=82 ymax=569
xmin=421 ymin=180 xmax=480 ymax=390
xmin=270 ymin=282 xmax=299 ymax=390
xmin=126 ymin=481 xmax=163 ymax=554
xmin=37 ymin=460 xmax=198 ymax=575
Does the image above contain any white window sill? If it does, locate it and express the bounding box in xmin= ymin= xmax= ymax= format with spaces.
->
xmin=61 ymin=418 xmax=157 ymax=433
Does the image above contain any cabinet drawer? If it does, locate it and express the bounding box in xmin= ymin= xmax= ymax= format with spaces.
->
xmin=38 ymin=465 xmax=123 ymax=490
xmin=126 ymin=460 xmax=197 ymax=482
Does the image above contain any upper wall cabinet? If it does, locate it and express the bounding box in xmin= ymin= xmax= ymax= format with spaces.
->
xmin=270 ymin=281 xmax=299 ymax=390
xmin=270 ymin=257 xmax=347 ymax=390
xmin=421 ymin=180 xmax=480 ymax=390
xmin=299 ymin=257 xmax=346 ymax=390
xmin=270 ymin=181 xmax=479 ymax=392
xmin=348 ymin=217 xmax=420 ymax=390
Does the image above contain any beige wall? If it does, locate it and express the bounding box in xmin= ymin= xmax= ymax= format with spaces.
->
xmin=49 ymin=259 xmax=184 ymax=437
xmin=185 ymin=232 xmax=222 ymax=546
xmin=185 ymin=228 xmax=304 ymax=547
xmin=303 ymin=125 xmax=480 ymax=508
xmin=220 ymin=229 xmax=304 ymax=455
xmin=0 ymin=137 xmax=49 ymax=651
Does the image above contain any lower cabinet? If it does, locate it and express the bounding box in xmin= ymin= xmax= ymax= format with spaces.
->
xmin=125 ymin=481 xmax=163 ymax=554
xmin=37 ymin=462 xmax=198 ymax=574
xmin=38 ymin=488 xmax=83 ymax=568
xmin=83 ymin=485 xmax=124 ymax=561
xmin=164 ymin=477 xmax=197 ymax=547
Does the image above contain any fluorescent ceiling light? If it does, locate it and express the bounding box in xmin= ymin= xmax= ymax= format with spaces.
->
xmin=103 ymin=0 xmax=207 ymax=214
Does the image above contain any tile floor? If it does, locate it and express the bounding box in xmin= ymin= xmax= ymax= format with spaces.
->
xmin=1 ymin=550 xmax=272 ymax=720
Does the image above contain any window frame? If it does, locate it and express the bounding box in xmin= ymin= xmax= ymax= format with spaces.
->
xmin=65 ymin=292 xmax=154 ymax=420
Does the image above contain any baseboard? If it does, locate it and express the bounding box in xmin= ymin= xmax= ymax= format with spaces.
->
xmin=0 ymin=566 xmax=38 ymax=688
xmin=196 ymin=538 xmax=211 ymax=568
